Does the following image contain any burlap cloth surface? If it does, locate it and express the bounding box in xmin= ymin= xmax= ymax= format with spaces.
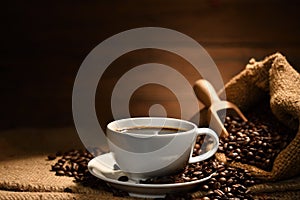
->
xmin=0 ymin=127 xmax=136 ymax=200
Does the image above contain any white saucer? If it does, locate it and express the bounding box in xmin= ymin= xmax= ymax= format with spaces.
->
xmin=88 ymin=153 xmax=214 ymax=198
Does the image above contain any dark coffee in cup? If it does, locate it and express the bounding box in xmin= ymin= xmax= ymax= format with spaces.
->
xmin=116 ymin=126 xmax=186 ymax=135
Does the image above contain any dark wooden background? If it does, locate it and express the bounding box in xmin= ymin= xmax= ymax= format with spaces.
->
xmin=1 ymin=0 xmax=300 ymax=130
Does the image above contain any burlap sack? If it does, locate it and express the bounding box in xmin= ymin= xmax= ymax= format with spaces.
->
xmin=216 ymin=52 xmax=300 ymax=181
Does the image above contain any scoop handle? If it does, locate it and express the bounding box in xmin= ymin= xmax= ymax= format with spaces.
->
xmin=193 ymin=79 xmax=221 ymax=107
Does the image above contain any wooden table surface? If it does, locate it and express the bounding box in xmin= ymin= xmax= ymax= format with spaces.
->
xmin=1 ymin=0 xmax=300 ymax=130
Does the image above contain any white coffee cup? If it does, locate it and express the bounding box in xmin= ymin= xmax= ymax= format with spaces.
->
xmin=89 ymin=117 xmax=219 ymax=180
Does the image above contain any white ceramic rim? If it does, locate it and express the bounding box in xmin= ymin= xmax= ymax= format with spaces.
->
xmin=107 ymin=117 xmax=197 ymax=138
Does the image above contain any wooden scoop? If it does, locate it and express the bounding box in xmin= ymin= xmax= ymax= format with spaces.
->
xmin=193 ymin=79 xmax=247 ymax=138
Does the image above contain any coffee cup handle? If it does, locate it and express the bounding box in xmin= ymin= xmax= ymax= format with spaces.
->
xmin=188 ymin=128 xmax=219 ymax=163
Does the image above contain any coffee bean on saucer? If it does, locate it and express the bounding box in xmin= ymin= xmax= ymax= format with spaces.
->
xmin=118 ymin=176 xmax=129 ymax=182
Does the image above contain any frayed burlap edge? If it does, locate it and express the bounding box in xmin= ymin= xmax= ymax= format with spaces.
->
xmin=219 ymin=53 xmax=279 ymax=112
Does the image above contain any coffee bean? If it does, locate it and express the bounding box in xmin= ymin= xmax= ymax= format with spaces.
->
xmin=214 ymin=189 xmax=225 ymax=197
xmin=262 ymin=142 xmax=268 ymax=147
xmin=229 ymin=151 xmax=238 ymax=157
xmin=219 ymin=177 xmax=226 ymax=183
xmin=254 ymin=155 xmax=261 ymax=160
xmin=247 ymin=151 xmax=254 ymax=157
xmin=228 ymin=145 xmax=234 ymax=150
xmin=64 ymin=187 xmax=72 ymax=193
xmin=218 ymin=146 xmax=224 ymax=151
xmin=229 ymin=135 xmax=235 ymax=141
xmin=118 ymin=176 xmax=129 ymax=182
xmin=210 ymin=177 xmax=217 ymax=182
xmin=193 ymin=171 xmax=203 ymax=176
xmin=55 ymin=151 xmax=62 ymax=156
xmin=202 ymin=184 xmax=209 ymax=191
xmin=195 ymin=143 xmax=201 ymax=149
xmin=236 ymin=132 xmax=244 ymax=137
xmin=63 ymin=155 xmax=72 ymax=160
xmin=51 ymin=164 xmax=60 ymax=171
xmin=227 ymin=178 xmax=234 ymax=184
xmin=47 ymin=154 xmax=56 ymax=160
xmin=66 ymin=171 xmax=73 ymax=177
xmin=213 ymin=182 xmax=221 ymax=189
xmin=224 ymin=187 xmax=231 ymax=193
xmin=183 ymin=177 xmax=191 ymax=181
xmin=56 ymin=170 xmax=65 ymax=176
xmin=223 ymin=143 xmax=228 ymax=149
xmin=235 ymin=156 xmax=241 ymax=161
xmin=75 ymin=157 xmax=85 ymax=163
xmin=218 ymin=171 xmax=226 ymax=177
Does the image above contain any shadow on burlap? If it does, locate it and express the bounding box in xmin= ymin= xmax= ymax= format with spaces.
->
xmin=0 ymin=128 xmax=136 ymax=200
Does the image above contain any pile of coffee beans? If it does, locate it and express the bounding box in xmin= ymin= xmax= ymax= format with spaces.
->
xmin=48 ymin=149 xmax=107 ymax=189
xmin=141 ymin=133 xmax=260 ymax=199
xmin=140 ymin=157 xmax=216 ymax=184
xmin=141 ymin=156 xmax=258 ymax=199
xmin=47 ymin=134 xmax=259 ymax=199
xmin=192 ymin=135 xmax=205 ymax=157
xmin=197 ymin=160 xmax=258 ymax=200
xmin=48 ymin=149 xmax=131 ymax=196
xmin=219 ymin=115 xmax=291 ymax=171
